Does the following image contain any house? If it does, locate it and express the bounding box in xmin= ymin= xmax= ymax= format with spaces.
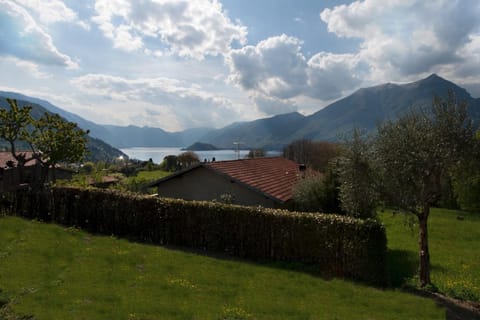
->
xmin=0 ymin=152 xmax=74 ymax=191
xmin=147 ymin=157 xmax=305 ymax=208
xmin=86 ymin=175 xmax=121 ymax=188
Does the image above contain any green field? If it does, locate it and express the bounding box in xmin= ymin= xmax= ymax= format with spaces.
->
xmin=120 ymin=169 xmax=171 ymax=192
xmin=381 ymin=208 xmax=480 ymax=301
xmin=0 ymin=216 xmax=445 ymax=320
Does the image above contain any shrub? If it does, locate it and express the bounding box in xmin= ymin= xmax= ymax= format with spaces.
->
xmin=2 ymin=187 xmax=387 ymax=286
xmin=293 ymin=167 xmax=343 ymax=214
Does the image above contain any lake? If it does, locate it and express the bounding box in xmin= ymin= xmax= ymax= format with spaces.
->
xmin=121 ymin=147 xmax=282 ymax=163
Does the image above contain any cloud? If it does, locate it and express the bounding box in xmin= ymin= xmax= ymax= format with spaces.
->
xmin=6 ymin=57 xmax=51 ymax=79
xmin=92 ymin=0 xmax=247 ymax=59
xmin=228 ymin=0 xmax=480 ymax=109
xmin=0 ymin=0 xmax=78 ymax=68
xmin=253 ymin=95 xmax=297 ymax=115
xmin=307 ymin=52 xmax=364 ymax=100
xmin=228 ymin=34 xmax=364 ymax=109
xmin=13 ymin=0 xmax=87 ymax=28
xmin=229 ymin=35 xmax=308 ymax=99
xmin=320 ymin=0 xmax=480 ymax=81
xmin=71 ymin=73 xmax=242 ymax=129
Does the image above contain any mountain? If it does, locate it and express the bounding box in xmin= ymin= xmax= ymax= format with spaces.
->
xmin=296 ymin=74 xmax=480 ymax=141
xmin=2 ymin=74 xmax=478 ymax=152
xmin=200 ymin=74 xmax=480 ymax=148
xmin=0 ymin=97 xmax=126 ymax=162
xmin=100 ymin=125 xmax=212 ymax=148
xmin=0 ymin=91 xmax=213 ymax=148
xmin=199 ymin=112 xmax=308 ymax=149
xmin=184 ymin=142 xmax=219 ymax=151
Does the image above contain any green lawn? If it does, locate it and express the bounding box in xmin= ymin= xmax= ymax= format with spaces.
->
xmin=133 ymin=169 xmax=171 ymax=181
xmin=120 ymin=169 xmax=171 ymax=192
xmin=380 ymin=208 xmax=480 ymax=301
xmin=0 ymin=216 xmax=445 ymax=320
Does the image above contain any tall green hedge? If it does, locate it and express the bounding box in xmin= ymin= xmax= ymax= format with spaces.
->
xmin=2 ymin=187 xmax=387 ymax=285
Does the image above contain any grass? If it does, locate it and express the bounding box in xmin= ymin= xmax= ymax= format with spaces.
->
xmin=131 ymin=169 xmax=171 ymax=181
xmin=0 ymin=216 xmax=445 ymax=320
xmin=380 ymin=208 xmax=480 ymax=301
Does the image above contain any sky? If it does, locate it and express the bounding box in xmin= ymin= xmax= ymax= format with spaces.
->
xmin=1 ymin=0 xmax=480 ymax=132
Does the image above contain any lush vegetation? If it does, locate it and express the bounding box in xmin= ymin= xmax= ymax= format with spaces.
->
xmin=381 ymin=208 xmax=480 ymax=302
xmin=0 ymin=99 xmax=88 ymax=186
xmin=61 ymin=160 xmax=170 ymax=193
xmin=0 ymin=216 xmax=445 ymax=320
xmin=334 ymin=93 xmax=478 ymax=288
xmin=4 ymin=187 xmax=387 ymax=285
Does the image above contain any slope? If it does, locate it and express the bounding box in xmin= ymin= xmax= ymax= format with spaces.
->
xmin=200 ymin=74 xmax=480 ymax=148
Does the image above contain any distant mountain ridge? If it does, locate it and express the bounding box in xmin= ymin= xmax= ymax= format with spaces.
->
xmin=2 ymin=74 xmax=479 ymax=151
xmin=0 ymin=91 xmax=213 ymax=148
xmin=199 ymin=74 xmax=480 ymax=148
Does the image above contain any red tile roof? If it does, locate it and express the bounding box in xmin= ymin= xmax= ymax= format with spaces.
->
xmin=0 ymin=151 xmax=36 ymax=168
xmin=205 ymin=157 xmax=301 ymax=202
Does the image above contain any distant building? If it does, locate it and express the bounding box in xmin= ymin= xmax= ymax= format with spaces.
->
xmin=0 ymin=152 xmax=74 ymax=191
xmin=147 ymin=157 xmax=305 ymax=208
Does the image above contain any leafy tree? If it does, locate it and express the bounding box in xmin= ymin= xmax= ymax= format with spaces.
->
xmin=337 ymin=130 xmax=378 ymax=219
xmin=0 ymin=99 xmax=89 ymax=187
xmin=0 ymin=99 xmax=35 ymax=179
xmin=160 ymin=155 xmax=179 ymax=171
xmin=30 ymin=112 xmax=89 ymax=183
xmin=283 ymin=139 xmax=339 ymax=172
xmin=246 ymin=149 xmax=265 ymax=158
xmin=374 ymin=92 xmax=474 ymax=287
xmin=177 ymin=151 xmax=200 ymax=169
xmin=451 ymin=131 xmax=480 ymax=211
xmin=293 ymin=165 xmax=342 ymax=214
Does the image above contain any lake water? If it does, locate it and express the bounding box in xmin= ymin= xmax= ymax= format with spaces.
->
xmin=121 ymin=147 xmax=281 ymax=163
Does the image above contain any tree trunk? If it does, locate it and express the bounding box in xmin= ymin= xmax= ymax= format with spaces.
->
xmin=418 ymin=205 xmax=431 ymax=287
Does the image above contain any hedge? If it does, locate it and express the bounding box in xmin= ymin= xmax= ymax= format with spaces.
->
xmin=1 ymin=187 xmax=387 ymax=286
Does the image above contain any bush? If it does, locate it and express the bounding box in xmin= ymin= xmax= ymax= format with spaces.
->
xmin=293 ymin=168 xmax=342 ymax=214
xmin=2 ymin=187 xmax=387 ymax=286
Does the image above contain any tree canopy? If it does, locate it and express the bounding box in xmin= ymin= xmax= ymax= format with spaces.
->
xmin=373 ymin=92 xmax=474 ymax=287
xmin=0 ymin=99 xmax=89 ymax=186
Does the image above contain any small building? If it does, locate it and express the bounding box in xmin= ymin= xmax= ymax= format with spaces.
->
xmin=0 ymin=151 xmax=74 ymax=191
xmin=147 ymin=157 xmax=304 ymax=208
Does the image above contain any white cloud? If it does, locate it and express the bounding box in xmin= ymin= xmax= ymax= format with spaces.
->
xmin=307 ymin=52 xmax=364 ymax=100
xmin=7 ymin=57 xmax=51 ymax=79
xmin=71 ymin=73 xmax=243 ymax=129
xmin=0 ymin=0 xmax=78 ymax=68
xmin=229 ymin=35 xmax=308 ymax=99
xmin=227 ymin=34 xmax=364 ymax=113
xmin=92 ymin=0 xmax=247 ymax=59
xmin=320 ymin=0 xmax=480 ymax=82
xmin=253 ymin=94 xmax=297 ymax=115
xmin=13 ymin=0 xmax=84 ymax=26
xmin=227 ymin=0 xmax=480 ymax=110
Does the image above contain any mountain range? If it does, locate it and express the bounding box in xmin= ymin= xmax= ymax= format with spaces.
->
xmin=1 ymin=74 xmax=479 ymax=153
xmin=197 ymin=74 xmax=480 ymax=149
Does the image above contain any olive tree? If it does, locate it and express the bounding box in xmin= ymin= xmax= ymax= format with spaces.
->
xmin=451 ymin=131 xmax=480 ymax=211
xmin=0 ymin=99 xmax=89 ymax=187
xmin=337 ymin=130 xmax=378 ymax=219
xmin=0 ymin=99 xmax=34 ymax=180
xmin=30 ymin=112 xmax=89 ymax=183
xmin=374 ymin=93 xmax=474 ymax=287
xmin=177 ymin=151 xmax=200 ymax=169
